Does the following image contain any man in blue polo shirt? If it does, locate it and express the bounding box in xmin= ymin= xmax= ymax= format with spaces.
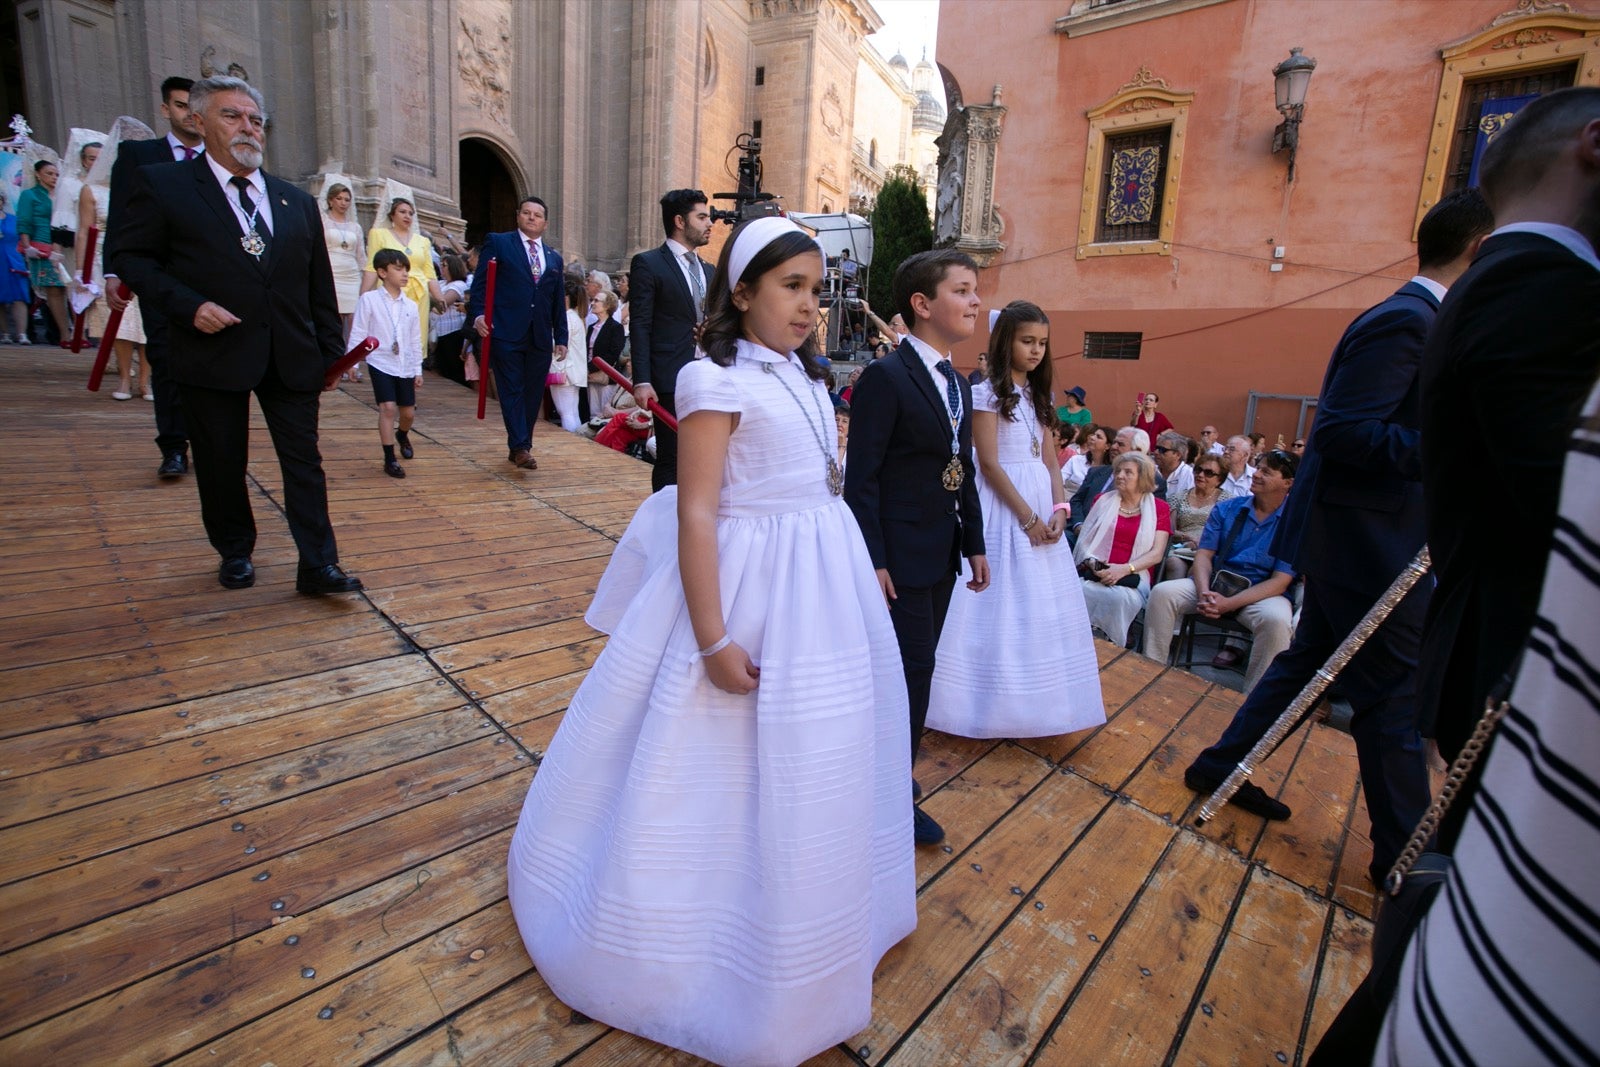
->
xmin=1143 ymin=449 xmax=1299 ymax=692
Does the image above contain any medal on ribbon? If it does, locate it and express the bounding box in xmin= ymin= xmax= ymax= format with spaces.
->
xmin=942 ymin=455 xmax=965 ymax=491
xmin=241 ymin=230 xmax=265 ymax=258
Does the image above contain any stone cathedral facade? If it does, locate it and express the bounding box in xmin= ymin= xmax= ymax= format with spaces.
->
xmin=11 ymin=0 xmax=895 ymax=269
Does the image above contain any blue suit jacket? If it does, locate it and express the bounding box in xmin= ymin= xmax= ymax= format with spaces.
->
xmin=1271 ymin=280 xmax=1439 ymax=593
xmin=466 ymin=231 xmax=567 ymax=351
xmin=844 ymin=340 xmax=985 ymax=588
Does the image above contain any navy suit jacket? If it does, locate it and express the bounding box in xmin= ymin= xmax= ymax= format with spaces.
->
xmin=466 ymin=231 xmax=567 ymax=351
xmin=844 ymin=340 xmax=985 ymax=588
xmin=628 ymin=242 xmax=712 ymax=395
xmin=1272 ymin=280 xmax=1439 ymax=592
xmin=111 ymin=157 xmax=343 ymax=392
xmin=1415 ymin=233 xmax=1600 ymax=756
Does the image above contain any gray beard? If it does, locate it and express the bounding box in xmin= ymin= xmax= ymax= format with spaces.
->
xmin=230 ymin=144 xmax=264 ymax=170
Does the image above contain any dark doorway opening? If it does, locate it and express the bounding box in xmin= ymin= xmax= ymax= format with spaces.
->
xmin=459 ymin=138 xmax=518 ymax=247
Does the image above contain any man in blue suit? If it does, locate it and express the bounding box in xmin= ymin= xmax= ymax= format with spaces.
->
xmin=1182 ymin=189 xmax=1494 ymax=885
xmin=469 ymin=196 xmax=568 ymax=470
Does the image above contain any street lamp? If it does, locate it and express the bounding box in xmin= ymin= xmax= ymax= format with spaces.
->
xmin=1272 ymin=46 xmax=1316 ymax=182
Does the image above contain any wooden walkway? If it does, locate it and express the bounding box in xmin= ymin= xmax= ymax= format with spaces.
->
xmin=0 ymin=348 xmax=1376 ymax=1066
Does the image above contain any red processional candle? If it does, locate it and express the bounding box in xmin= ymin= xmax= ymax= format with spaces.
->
xmin=476 ymin=258 xmax=498 ymax=421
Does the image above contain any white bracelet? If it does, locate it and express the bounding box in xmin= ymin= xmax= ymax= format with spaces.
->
xmin=699 ymin=633 xmax=733 ymax=657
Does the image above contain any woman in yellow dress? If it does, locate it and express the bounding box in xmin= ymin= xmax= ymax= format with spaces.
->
xmin=362 ymin=197 xmax=442 ymax=356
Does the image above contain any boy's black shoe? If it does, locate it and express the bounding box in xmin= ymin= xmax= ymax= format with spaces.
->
xmin=1183 ymin=766 xmax=1292 ymax=820
xmin=384 ymin=458 xmax=406 ymax=478
xmin=395 ymin=429 xmax=414 ymax=459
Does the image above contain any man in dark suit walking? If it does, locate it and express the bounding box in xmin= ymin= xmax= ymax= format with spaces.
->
xmin=1417 ymin=88 xmax=1600 ymax=762
xmin=629 ymin=189 xmax=714 ymax=491
xmin=1182 ymin=188 xmax=1494 ymax=885
xmin=846 ymin=248 xmax=990 ymax=847
xmin=468 ymin=196 xmax=568 ymax=470
xmin=103 ymin=75 xmax=204 ymax=480
xmin=111 ymin=76 xmax=360 ymax=597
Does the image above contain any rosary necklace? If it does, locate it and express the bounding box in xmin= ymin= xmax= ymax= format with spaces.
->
xmin=764 ymin=360 xmax=844 ymax=495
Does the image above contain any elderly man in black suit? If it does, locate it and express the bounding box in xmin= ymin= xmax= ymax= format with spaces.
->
xmin=1418 ymin=87 xmax=1600 ymax=763
xmin=1182 ymin=190 xmax=1493 ymax=882
xmin=103 ymin=75 xmax=205 ymax=480
xmin=629 ymin=188 xmax=714 ymax=491
xmin=111 ymin=76 xmax=360 ymax=596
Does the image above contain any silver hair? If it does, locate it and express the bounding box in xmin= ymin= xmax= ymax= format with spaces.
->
xmin=1120 ymin=426 xmax=1151 ymax=453
xmin=586 ymin=269 xmax=613 ymax=291
xmin=188 ymin=76 xmax=268 ymax=121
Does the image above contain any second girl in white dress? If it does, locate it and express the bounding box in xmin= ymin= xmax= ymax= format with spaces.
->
xmin=927 ymin=300 xmax=1104 ymax=739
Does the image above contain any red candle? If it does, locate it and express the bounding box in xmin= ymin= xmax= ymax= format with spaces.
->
xmin=476 ymin=258 xmax=498 ymax=420
xmin=86 ymin=282 xmax=131 ymax=391
xmin=590 ymin=355 xmax=678 ymax=432
xmin=71 ymin=226 xmax=98 ymax=353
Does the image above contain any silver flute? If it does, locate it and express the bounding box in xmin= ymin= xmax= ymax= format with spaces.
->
xmin=1194 ymin=546 xmax=1432 ymax=825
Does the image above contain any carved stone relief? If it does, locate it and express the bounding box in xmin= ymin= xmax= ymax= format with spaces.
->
xmin=934 ymin=85 xmax=1006 ymax=265
xmin=458 ymin=0 xmax=513 ymax=128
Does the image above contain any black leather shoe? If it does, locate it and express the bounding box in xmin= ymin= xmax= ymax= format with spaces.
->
xmin=296 ymin=563 xmax=363 ymax=596
xmin=218 ymin=557 xmax=254 ymax=589
xmin=384 ymin=458 xmax=406 ymax=478
xmin=913 ymin=805 xmax=946 ymax=846
xmin=395 ymin=429 xmax=414 ymax=459
xmin=1184 ymin=766 xmax=1291 ymax=820
xmin=158 ymin=451 xmax=188 ymax=478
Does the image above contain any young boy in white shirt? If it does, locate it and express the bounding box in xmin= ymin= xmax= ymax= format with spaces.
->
xmin=352 ymin=249 xmax=424 ymax=477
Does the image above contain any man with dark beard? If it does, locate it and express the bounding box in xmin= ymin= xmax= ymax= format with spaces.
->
xmin=1416 ymin=87 xmax=1600 ymax=763
xmin=111 ymin=76 xmax=361 ymax=596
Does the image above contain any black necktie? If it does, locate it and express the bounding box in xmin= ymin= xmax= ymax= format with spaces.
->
xmin=229 ymin=176 xmax=271 ymax=258
xmin=934 ymin=360 xmax=961 ymax=425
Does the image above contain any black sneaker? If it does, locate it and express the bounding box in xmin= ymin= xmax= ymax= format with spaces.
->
xmin=1184 ymin=766 xmax=1291 ymax=820
xmin=395 ymin=429 xmax=414 ymax=459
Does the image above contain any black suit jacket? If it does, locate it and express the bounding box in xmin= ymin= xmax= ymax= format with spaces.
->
xmin=844 ymin=340 xmax=984 ymax=588
xmin=589 ymin=316 xmax=625 ymax=370
xmin=628 ymin=242 xmax=712 ymax=395
xmin=1417 ymin=232 xmax=1600 ymax=756
xmin=1273 ymin=281 xmax=1438 ymax=593
xmin=103 ymin=137 xmax=188 ymax=271
xmin=110 ymin=156 xmax=344 ymax=393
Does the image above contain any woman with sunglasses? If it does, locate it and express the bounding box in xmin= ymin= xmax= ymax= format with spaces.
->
xmin=1162 ymin=454 xmax=1226 ymax=580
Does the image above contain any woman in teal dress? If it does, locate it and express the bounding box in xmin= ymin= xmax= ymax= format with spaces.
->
xmin=15 ymin=162 xmax=71 ymax=345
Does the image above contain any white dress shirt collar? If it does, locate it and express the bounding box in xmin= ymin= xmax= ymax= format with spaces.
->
xmin=1490 ymin=222 xmax=1600 ymax=272
xmin=665 ymin=237 xmax=692 ymax=259
xmin=167 ymin=132 xmax=203 ymax=160
xmin=1407 ymin=275 xmax=1448 ymax=303
xmin=903 ymin=333 xmax=963 ymax=422
xmin=206 ymin=152 xmax=272 ymax=232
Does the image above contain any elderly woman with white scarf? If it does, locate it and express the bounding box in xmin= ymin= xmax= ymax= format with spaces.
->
xmin=1073 ymin=451 xmax=1171 ymax=645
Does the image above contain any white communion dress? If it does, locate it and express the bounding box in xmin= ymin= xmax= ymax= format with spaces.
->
xmin=506 ymin=339 xmax=916 ymax=1067
xmin=926 ymin=382 xmax=1105 ymax=738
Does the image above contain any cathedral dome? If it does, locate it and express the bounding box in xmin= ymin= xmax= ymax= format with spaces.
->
xmin=913 ymin=88 xmax=944 ymax=131
xmin=888 ymin=51 xmax=910 ymax=77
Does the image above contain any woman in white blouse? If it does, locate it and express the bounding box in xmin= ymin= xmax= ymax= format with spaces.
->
xmin=322 ymin=184 xmax=367 ymax=377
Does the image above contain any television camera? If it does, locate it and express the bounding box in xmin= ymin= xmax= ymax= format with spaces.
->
xmin=710 ymin=132 xmax=785 ymax=225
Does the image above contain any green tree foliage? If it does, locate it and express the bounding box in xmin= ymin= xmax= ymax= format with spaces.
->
xmin=868 ymin=166 xmax=933 ymax=315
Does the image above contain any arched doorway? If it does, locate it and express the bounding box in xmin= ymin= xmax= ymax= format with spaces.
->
xmin=458 ymin=137 xmax=519 ymax=246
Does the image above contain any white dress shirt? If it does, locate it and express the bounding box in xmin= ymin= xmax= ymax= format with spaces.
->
xmin=351 ymin=286 xmax=423 ymax=378
xmin=1221 ymin=465 xmax=1254 ymax=499
xmin=521 ymin=234 xmax=546 ymax=277
xmin=665 ymin=237 xmax=706 ymax=314
xmin=167 ymin=132 xmax=204 ymax=161
xmin=206 ymin=152 xmax=273 ymax=235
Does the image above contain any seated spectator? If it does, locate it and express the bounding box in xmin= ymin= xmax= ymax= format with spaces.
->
xmin=1290 ymin=436 xmax=1305 ymax=456
xmin=1073 ymin=452 xmax=1171 ymax=645
xmin=1247 ymin=431 xmax=1267 ymax=464
xmin=1162 ymin=453 xmax=1226 ymax=580
xmin=1199 ymin=424 xmax=1224 ymax=456
xmin=1220 ymin=434 xmax=1255 ymax=498
xmin=1057 ymin=384 xmax=1091 ymax=426
xmin=966 ymin=351 xmax=987 ymax=386
xmin=587 ymin=288 xmax=625 ymax=415
xmin=1061 ymin=423 xmax=1113 ymax=494
xmin=835 ymin=396 xmax=849 ymax=471
xmin=432 ymin=253 xmax=471 ymax=386
xmin=1132 ymin=391 xmax=1175 ymax=440
xmin=1056 ymin=422 xmax=1082 ymax=467
xmin=1142 ymin=449 xmax=1299 ymax=692
xmin=1069 ymin=426 xmax=1168 ymax=537
xmin=592 ymin=354 xmax=653 ymax=452
xmin=1153 ymin=429 xmax=1194 ymax=499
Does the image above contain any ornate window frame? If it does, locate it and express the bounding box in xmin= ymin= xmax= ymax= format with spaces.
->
xmin=1076 ymin=67 xmax=1194 ymax=259
xmin=1413 ymin=2 xmax=1600 ymax=236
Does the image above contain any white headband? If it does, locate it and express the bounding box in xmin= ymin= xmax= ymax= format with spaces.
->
xmin=727 ymin=217 xmax=817 ymax=289
xmin=988 ymin=308 xmax=1001 ymax=331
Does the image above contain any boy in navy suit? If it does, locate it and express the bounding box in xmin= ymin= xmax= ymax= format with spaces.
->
xmin=845 ymin=249 xmax=990 ymax=846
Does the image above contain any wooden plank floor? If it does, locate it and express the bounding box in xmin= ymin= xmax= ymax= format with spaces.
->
xmin=0 ymin=347 xmax=1375 ymax=1066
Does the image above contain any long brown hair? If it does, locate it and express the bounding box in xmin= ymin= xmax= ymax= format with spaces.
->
xmin=986 ymin=300 xmax=1059 ymax=435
